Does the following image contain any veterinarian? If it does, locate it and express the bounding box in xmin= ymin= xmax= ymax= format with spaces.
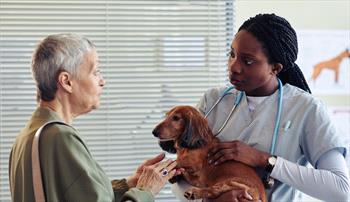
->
xmin=9 ymin=33 xmax=181 ymax=202
xmin=172 ymin=13 xmax=350 ymax=202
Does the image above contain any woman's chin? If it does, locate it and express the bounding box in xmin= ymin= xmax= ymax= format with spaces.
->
xmin=232 ymin=84 xmax=245 ymax=91
xmin=82 ymin=102 xmax=100 ymax=114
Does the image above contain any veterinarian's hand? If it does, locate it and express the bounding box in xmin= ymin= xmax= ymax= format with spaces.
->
xmin=203 ymin=189 xmax=257 ymax=202
xmin=127 ymin=153 xmax=166 ymax=188
xmin=136 ymin=159 xmax=180 ymax=196
xmin=207 ymin=140 xmax=270 ymax=168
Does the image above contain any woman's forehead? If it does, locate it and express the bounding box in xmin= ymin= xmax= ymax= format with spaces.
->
xmin=232 ymin=31 xmax=265 ymax=55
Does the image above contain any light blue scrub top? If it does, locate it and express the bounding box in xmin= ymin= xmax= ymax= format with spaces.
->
xmin=197 ymin=84 xmax=347 ymax=202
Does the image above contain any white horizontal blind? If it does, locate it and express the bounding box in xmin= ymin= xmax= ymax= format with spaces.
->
xmin=0 ymin=1 xmax=234 ymax=201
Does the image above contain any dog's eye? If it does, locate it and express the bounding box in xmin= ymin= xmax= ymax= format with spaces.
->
xmin=172 ymin=115 xmax=180 ymax=121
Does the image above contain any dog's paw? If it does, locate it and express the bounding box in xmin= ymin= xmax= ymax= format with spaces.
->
xmin=184 ymin=188 xmax=203 ymax=200
xmin=184 ymin=191 xmax=196 ymax=200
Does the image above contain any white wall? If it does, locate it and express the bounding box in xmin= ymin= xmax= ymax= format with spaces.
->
xmin=235 ymin=0 xmax=349 ymax=30
xmin=235 ymin=0 xmax=350 ymax=106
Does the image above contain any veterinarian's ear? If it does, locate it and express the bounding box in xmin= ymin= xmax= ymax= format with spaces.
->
xmin=271 ymin=63 xmax=283 ymax=75
xmin=57 ymin=71 xmax=73 ymax=93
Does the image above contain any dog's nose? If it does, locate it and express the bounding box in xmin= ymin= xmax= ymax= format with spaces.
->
xmin=152 ymin=128 xmax=159 ymax=137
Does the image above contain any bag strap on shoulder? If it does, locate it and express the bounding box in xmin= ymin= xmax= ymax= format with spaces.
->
xmin=31 ymin=121 xmax=68 ymax=202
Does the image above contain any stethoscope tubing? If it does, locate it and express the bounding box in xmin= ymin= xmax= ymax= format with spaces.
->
xmin=269 ymin=79 xmax=283 ymax=155
xmin=204 ymin=79 xmax=283 ymax=155
xmin=204 ymin=86 xmax=235 ymax=119
xmin=204 ymin=87 xmax=243 ymax=136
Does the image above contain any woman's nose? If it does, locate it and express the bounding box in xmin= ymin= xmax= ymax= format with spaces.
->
xmin=228 ymin=57 xmax=241 ymax=74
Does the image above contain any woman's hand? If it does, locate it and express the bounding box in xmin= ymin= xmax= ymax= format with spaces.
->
xmin=127 ymin=153 xmax=166 ymax=188
xmin=136 ymin=159 xmax=181 ymax=196
xmin=203 ymin=189 xmax=260 ymax=202
xmin=207 ymin=140 xmax=270 ymax=167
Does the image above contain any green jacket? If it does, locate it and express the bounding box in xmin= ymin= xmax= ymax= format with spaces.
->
xmin=9 ymin=107 xmax=154 ymax=202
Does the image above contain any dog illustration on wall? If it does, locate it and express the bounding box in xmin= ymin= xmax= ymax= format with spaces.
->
xmin=153 ymin=105 xmax=266 ymax=202
xmin=311 ymin=49 xmax=350 ymax=83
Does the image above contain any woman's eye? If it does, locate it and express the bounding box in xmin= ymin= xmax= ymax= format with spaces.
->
xmin=244 ymin=59 xmax=254 ymax=65
xmin=94 ymin=69 xmax=101 ymax=76
xmin=227 ymin=50 xmax=235 ymax=58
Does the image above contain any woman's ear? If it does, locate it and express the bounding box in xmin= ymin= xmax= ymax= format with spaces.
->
xmin=57 ymin=71 xmax=73 ymax=93
xmin=272 ymin=63 xmax=283 ymax=75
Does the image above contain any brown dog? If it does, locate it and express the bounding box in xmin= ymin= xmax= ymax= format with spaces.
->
xmin=153 ymin=105 xmax=266 ymax=201
xmin=311 ymin=49 xmax=350 ymax=83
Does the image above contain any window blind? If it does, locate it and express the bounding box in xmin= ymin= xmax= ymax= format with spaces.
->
xmin=0 ymin=0 xmax=234 ymax=201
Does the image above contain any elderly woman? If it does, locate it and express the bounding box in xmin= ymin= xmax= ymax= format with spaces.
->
xmin=9 ymin=33 xmax=180 ymax=202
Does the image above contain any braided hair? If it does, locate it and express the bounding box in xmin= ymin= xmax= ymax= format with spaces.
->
xmin=238 ymin=13 xmax=311 ymax=93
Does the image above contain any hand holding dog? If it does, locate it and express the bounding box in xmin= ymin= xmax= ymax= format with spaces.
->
xmin=208 ymin=140 xmax=270 ymax=168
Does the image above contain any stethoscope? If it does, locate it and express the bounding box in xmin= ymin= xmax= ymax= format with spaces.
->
xmin=204 ymin=78 xmax=283 ymax=155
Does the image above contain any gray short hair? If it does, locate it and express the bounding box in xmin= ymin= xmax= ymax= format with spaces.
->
xmin=31 ymin=33 xmax=95 ymax=101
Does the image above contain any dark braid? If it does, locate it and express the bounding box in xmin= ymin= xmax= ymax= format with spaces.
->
xmin=238 ymin=13 xmax=311 ymax=93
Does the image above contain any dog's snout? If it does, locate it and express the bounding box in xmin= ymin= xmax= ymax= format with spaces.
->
xmin=152 ymin=127 xmax=159 ymax=137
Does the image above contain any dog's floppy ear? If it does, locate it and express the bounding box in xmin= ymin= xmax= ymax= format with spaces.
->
xmin=180 ymin=118 xmax=194 ymax=148
xmin=180 ymin=111 xmax=207 ymax=149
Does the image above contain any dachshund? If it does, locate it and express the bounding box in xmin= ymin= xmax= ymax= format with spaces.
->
xmin=311 ymin=49 xmax=350 ymax=83
xmin=152 ymin=105 xmax=266 ymax=202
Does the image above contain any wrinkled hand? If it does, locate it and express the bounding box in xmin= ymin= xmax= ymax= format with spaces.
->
xmin=207 ymin=140 xmax=270 ymax=167
xmin=203 ymin=189 xmax=260 ymax=202
xmin=136 ymin=159 xmax=180 ymax=196
xmin=127 ymin=153 xmax=166 ymax=187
